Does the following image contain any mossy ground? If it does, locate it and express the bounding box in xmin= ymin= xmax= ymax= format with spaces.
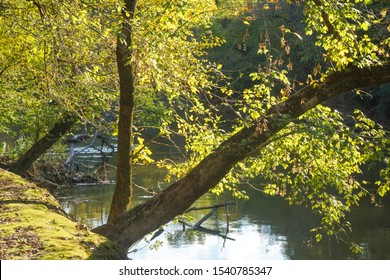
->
xmin=0 ymin=168 xmax=125 ymax=259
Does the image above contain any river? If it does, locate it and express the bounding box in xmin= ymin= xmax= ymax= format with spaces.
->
xmin=56 ymin=158 xmax=390 ymax=260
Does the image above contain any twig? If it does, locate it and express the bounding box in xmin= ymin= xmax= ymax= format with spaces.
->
xmin=222 ymin=191 xmax=231 ymax=249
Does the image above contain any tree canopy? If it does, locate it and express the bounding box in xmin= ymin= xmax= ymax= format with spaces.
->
xmin=1 ymin=0 xmax=390 ymax=256
xmin=0 ymin=0 xmax=119 ymax=159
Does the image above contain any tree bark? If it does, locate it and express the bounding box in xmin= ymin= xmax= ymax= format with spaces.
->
xmin=9 ymin=114 xmax=76 ymax=175
xmin=94 ymin=63 xmax=390 ymax=248
xmin=107 ymin=0 xmax=138 ymax=222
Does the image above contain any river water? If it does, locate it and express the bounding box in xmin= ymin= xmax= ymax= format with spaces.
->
xmin=57 ymin=160 xmax=390 ymax=260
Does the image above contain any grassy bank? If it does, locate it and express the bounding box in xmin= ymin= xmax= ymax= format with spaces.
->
xmin=0 ymin=168 xmax=124 ymax=260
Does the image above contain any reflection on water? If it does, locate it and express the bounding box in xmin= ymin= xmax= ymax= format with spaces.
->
xmin=57 ymin=165 xmax=390 ymax=260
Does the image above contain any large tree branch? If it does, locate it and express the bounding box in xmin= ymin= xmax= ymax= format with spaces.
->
xmin=93 ymin=62 xmax=390 ymax=248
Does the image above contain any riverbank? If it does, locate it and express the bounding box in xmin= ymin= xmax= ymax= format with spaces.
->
xmin=0 ymin=168 xmax=125 ymax=260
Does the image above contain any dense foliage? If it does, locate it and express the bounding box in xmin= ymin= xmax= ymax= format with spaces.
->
xmin=0 ymin=0 xmax=119 ymax=158
xmin=1 ymin=0 xmax=389 ymax=253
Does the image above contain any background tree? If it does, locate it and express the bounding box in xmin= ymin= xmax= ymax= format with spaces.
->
xmin=0 ymin=0 xmax=119 ymax=174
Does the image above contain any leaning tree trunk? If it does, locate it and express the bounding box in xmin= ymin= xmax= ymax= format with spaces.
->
xmin=9 ymin=114 xmax=76 ymax=175
xmin=93 ymin=63 xmax=390 ymax=248
xmin=107 ymin=0 xmax=138 ymax=222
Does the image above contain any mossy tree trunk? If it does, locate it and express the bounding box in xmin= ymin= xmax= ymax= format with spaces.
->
xmin=107 ymin=0 xmax=138 ymax=222
xmin=93 ymin=63 xmax=390 ymax=248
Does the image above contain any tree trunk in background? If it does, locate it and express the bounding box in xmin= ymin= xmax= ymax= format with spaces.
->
xmin=107 ymin=0 xmax=138 ymax=222
xmin=9 ymin=115 xmax=76 ymax=175
xmin=93 ymin=63 xmax=390 ymax=248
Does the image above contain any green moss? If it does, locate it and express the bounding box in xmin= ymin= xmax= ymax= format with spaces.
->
xmin=0 ymin=168 xmax=125 ymax=260
xmin=0 ymin=170 xmax=29 ymax=186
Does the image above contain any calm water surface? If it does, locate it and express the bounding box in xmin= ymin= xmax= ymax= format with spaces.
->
xmin=57 ymin=164 xmax=390 ymax=260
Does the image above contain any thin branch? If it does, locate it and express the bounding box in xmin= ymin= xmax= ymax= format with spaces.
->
xmin=311 ymin=0 xmax=342 ymax=41
xmin=186 ymin=203 xmax=236 ymax=213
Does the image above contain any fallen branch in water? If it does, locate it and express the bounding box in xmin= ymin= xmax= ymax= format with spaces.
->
xmin=179 ymin=202 xmax=236 ymax=241
xmin=178 ymin=220 xmax=236 ymax=241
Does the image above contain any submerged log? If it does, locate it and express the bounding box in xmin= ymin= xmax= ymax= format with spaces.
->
xmin=182 ymin=203 xmax=236 ymax=241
